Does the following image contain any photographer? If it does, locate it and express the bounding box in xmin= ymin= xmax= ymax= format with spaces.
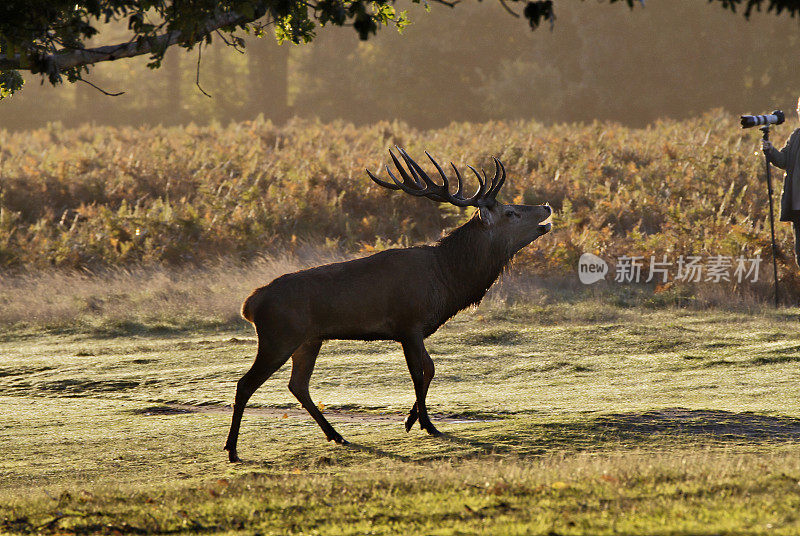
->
xmin=763 ymin=98 xmax=800 ymax=266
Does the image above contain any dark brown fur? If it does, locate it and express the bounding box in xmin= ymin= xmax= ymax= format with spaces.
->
xmin=224 ymin=195 xmax=551 ymax=462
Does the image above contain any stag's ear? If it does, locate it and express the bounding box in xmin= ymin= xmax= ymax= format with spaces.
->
xmin=478 ymin=205 xmax=497 ymax=226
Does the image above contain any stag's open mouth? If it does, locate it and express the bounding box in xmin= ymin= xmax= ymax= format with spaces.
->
xmin=538 ymin=206 xmax=553 ymax=234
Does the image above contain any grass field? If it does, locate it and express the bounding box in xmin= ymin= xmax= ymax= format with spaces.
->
xmin=3 ymin=287 xmax=800 ymax=535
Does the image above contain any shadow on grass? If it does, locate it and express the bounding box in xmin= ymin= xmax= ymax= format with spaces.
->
xmin=196 ymin=407 xmax=800 ymax=466
xmin=344 ymin=441 xmax=414 ymax=462
xmin=593 ymin=408 xmax=800 ymax=442
xmin=85 ymin=318 xmax=244 ymax=339
xmin=2 ymin=515 xmax=222 ymax=535
xmin=436 ymin=431 xmax=514 ymax=455
xmin=399 ymin=408 xmax=800 ymax=461
xmin=529 ymin=408 xmax=800 ymax=453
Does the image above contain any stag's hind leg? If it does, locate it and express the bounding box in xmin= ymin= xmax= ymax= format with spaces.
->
xmin=225 ymin=335 xmax=299 ymax=463
xmin=288 ymin=340 xmax=348 ymax=445
xmin=403 ymin=350 xmax=435 ymax=433
xmin=401 ymin=335 xmax=440 ymax=436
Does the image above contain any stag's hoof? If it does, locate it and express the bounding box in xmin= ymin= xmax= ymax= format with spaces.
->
xmin=224 ymin=442 xmax=242 ymax=463
xmin=404 ymin=412 xmax=418 ymax=433
xmin=422 ymin=424 xmax=442 ymax=437
xmin=328 ymin=433 xmax=349 ymax=445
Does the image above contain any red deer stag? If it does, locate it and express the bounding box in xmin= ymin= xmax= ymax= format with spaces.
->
xmin=224 ymin=148 xmax=551 ymax=462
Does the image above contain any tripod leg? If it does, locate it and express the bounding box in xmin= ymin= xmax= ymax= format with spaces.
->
xmin=762 ymin=126 xmax=780 ymax=307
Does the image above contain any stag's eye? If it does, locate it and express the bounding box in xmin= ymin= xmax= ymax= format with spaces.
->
xmin=504 ymin=210 xmax=518 ymax=218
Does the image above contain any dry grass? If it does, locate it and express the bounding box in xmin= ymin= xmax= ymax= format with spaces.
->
xmin=0 ymin=250 xmax=341 ymax=329
xmin=0 ymin=113 xmax=790 ymax=282
xmin=1 ymin=258 xmax=778 ymax=336
xmin=0 ymin=251 xmax=781 ymax=335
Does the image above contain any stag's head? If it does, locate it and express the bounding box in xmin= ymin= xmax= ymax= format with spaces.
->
xmin=367 ymin=148 xmax=552 ymax=254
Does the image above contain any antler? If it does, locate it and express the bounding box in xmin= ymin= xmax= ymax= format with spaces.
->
xmin=366 ymin=147 xmax=506 ymax=207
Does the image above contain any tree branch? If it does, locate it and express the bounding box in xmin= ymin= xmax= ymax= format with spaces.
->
xmin=429 ymin=0 xmax=462 ymax=7
xmin=0 ymin=5 xmax=267 ymax=75
xmin=195 ymin=44 xmax=212 ymax=98
xmin=498 ymin=0 xmax=521 ymax=18
xmin=76 ymin=75 xmax=125 ymax=96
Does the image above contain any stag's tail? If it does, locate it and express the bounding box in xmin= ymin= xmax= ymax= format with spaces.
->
xmin=241 ymin=288 xmax=267 ymax=324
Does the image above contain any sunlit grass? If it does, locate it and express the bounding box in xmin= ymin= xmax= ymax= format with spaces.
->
xmin=3 ymin=297 xmax=800 ymax=533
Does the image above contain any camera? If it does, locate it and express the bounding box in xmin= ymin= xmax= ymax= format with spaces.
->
xmin=741 ymin=110 xmax=785 ymax=129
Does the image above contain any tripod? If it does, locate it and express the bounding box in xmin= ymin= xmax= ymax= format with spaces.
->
xmin=761 ymin=125 xmax=780 ymax=307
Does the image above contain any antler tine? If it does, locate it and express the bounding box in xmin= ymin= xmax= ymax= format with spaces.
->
xmin=385 ymin=164 xmax=424 ymax=194
xmin=450 ymin=162 xmax=464 ymax=199
xmin=496 ymin=158 xmax=507 ymax=197
xmin=400 ymin=149 xmax=481 ymax=206
xmin=397 ymin=149 xmax=426 ymax=188
xmin=466 ymin=165 xmax=487 ymax=200
xmin=389 ymin=149 xmax=422 ymax=188
xmin=366 ymin=168 xmax=400 ymax=191
xmin=486 ymin=157 xmax=506 ymax=201
xmin=425 ymin=151 xmax=453 ymax=198
xmin=368 ymin=155 xmax=433 ymax=198
xmin=382 ymin=148 xmax=448 ymax=201
xmin=382 ymin=165 xmax=430 ymax=197
xmin=398 ymin=147 xmax=441 ymax=192
xmin=398 ymin=149 xmax=451 ymax=202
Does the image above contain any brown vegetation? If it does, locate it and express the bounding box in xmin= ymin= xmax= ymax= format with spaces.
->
xmin=0 ymin=112 xmax=787 ymax=289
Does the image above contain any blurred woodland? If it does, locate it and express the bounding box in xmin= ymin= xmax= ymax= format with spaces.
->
xmin=2 ymin=0 xmax=800 ymax=130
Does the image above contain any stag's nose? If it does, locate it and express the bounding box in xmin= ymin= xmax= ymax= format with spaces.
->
xmin=538 ymin=203 xmax=553 ymax=234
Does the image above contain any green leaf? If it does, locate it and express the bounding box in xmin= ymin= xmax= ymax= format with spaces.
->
xmin=0 ymin=70 xmax=24 ymax=98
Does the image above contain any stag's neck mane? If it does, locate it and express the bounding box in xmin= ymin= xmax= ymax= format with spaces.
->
xmin=432 ymin=215 xmax=513 ymax=312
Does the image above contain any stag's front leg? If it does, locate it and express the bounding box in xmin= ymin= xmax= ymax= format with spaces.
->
xmin=401 ymin=335 xmax=440 ymax=436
